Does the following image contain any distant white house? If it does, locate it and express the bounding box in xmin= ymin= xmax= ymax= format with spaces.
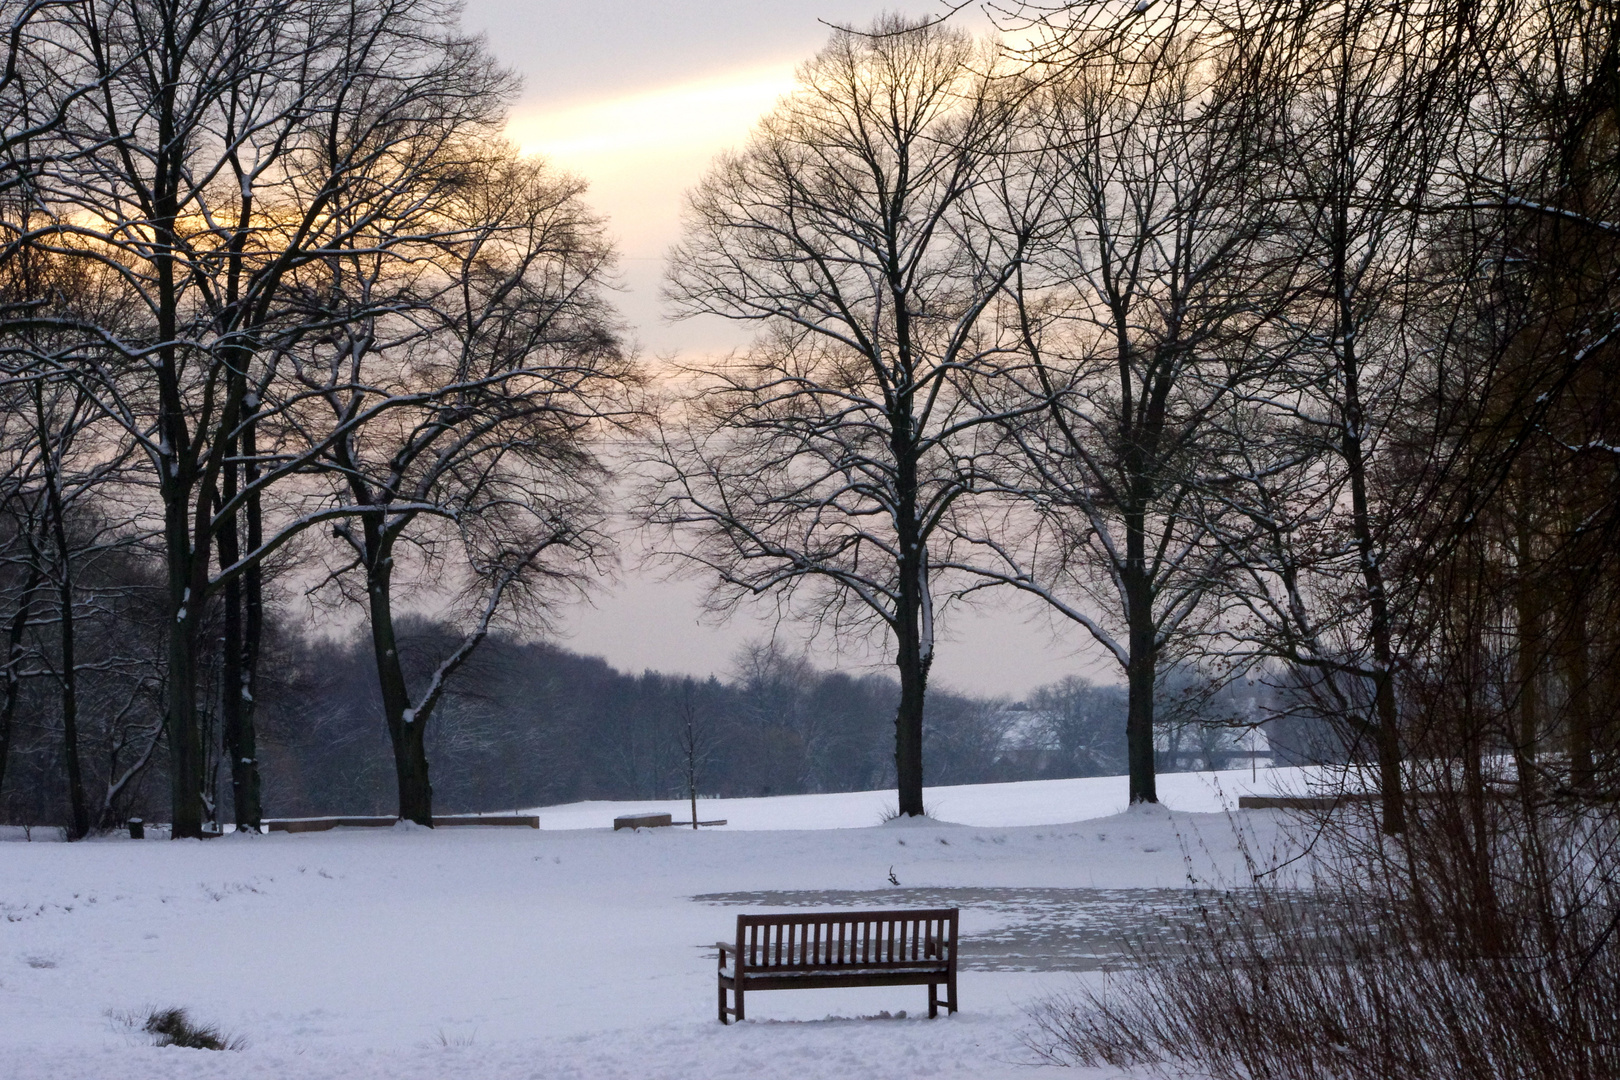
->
xmin=992 ymin=700 xmax=1277 ymax=776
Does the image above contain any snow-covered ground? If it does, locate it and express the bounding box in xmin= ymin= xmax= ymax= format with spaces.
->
xmin=1 ymin=769 xmax=1307 ymax=1080
xmin=530 ymin=763 xmax=1311 ymax=831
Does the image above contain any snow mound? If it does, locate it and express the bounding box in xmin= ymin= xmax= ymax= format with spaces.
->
xmin=879 ymin=814 xmax=962 ymax=829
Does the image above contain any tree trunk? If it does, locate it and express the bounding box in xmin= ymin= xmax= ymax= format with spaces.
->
xmin=0 ymin=562 xmax=42 ymax=809
xmin=1462 ymin=708 xmax=1502 ymax=954
xmin=892 ymin=429 xmax=930 ymax=818
xmin=50 ymin=503 xmax=86 ymax=841
xmin=1457 ymin=549 xmax=1496 ymax=934
xmin=1125 ymin=586 xmax=1158 ymax=804
xmin=239 ymin=414 xmax=264 ymax=827
xmin=365 ymin=525 xmax=432 ymax=824
xmin=684 ymin=690 xmax=700 ymax=830
xmin=1514 ymin=503 xmax=1542 ymax=770
xmin=1337 ymin=241 xmax=1405 ymax=835
xmin=1509 ymin=500 xmax=1544 ymax=814
xmin=1566 ymin=581 xmax=1593 ymax=788
xmin=1347 ymin=441 xmax=1403 ymax=834
xmin=1123 ymin=498 xmax=1158 ymax=803
xmin=1340 ymin=378 xmax=1405 ymax=834
xmin=893 ymin=550 xmax=931 ymax=816
xmin=37 ymin=388 xmax=87 ymax=840
xmin=165 ymin=475 xmax=205 ymax=839
xmin=894 ymin=629 xmax=929 ymax=817
xmin=166 ymin=550 xmax=204 ymax=835
xmin=216 ymin=440 xmax=260 ymax=833
xmin=1370 ymin=655 xmax=1404 ymax=834
xmin=154 ymin=148 xmax=206 ymax=838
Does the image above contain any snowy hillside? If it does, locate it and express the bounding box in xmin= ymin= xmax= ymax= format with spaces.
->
xmin=1 ymin=770 xmax=1308 ymax=1080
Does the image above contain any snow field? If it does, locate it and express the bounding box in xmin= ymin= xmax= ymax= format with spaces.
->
xmin=1 ymin=773 xmax=1299 ymax=1079
xmin=528 ymin=763 xmax=1317 ymax=830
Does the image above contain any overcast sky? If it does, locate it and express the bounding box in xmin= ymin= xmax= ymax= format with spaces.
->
xmin=452 ymin=1 xmax=1114 ymax=697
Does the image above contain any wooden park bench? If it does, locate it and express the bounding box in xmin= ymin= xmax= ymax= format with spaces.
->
xmin=716 ymin=908 xmax=958 ymax=1023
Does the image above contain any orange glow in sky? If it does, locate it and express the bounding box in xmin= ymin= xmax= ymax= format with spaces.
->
xmin=506 ymin=65 xmax=798 ymax=357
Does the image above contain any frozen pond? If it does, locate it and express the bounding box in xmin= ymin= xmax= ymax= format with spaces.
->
xmin=695 ymin=886 xmax=1263 ymax=972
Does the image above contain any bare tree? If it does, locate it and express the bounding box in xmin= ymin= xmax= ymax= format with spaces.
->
xmin=0 ymin=0 xmax=114 ymax=811
xmin=1179 ymin=0 xmax=1495 ymax=833
xmin=0 ymin=218 xmax=149 ymax=834
xmin=0 ymin=368 xmax=161 ymax=835
xmin=675 ymin=678 xmax=718 ymax=828
xmin=23 ymin=0 xmax=517 ymax=836
xmin=955 ymin=14 xmax=1292 ymax=803
xmin=27 ymin=373 xmax=93 ymax=837
xmin=1026 ymin=675 xmax=1127 ymax=776
xmin=305 ymin=147 xmax=631 ymax=824
xmin=651 ymin=17 xmax=1023 ymax=817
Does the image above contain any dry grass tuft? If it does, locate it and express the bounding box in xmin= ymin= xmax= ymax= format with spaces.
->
xmin=142 ymin=1006 xmax=244 ymax=1051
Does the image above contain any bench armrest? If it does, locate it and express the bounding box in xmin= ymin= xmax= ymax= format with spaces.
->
xmin=716 ymin=941 xmax=736 ymax=960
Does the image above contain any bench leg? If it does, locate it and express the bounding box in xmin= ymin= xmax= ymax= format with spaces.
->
xmin=719 ymin=981 xmax=728 ymax=1024
xmin=735 ymin=985 xmax=745 ymax=1022
xmin=928 ymin=983 xmax=939 ymax=1019
xmin=947 ymin=972 xmax=958 ymax=1015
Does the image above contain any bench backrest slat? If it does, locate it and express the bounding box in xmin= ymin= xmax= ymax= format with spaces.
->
xmin=733 ymin=909 xmax=958 ymax=973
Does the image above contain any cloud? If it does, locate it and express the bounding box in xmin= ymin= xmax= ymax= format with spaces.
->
xmin=503 ymin=65 xmax=797 ymax=356
xmin=507 ymin=64 xmax=795 ymax=171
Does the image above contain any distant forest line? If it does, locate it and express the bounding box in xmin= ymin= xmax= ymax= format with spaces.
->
xmin=1 ymin=611 xmax=1320 ymax=825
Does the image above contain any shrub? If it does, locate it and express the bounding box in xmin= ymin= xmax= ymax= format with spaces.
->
xmin=1026 ymin=793 xmax=1620 ymax=1080
xmin=143 ymin=1007 xmax=243 ymax=1051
